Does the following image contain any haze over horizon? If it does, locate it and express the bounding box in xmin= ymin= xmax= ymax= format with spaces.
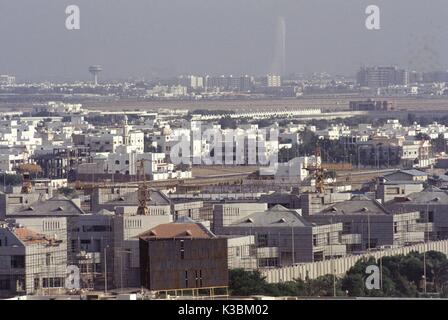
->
xmin=1 ymin=0 xmax=447 ymax=82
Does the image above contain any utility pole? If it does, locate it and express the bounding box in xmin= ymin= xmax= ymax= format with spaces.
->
xmin=104 ymin=245 xmax=109 ymax=295
xmin=331 ymin=217 xmax=336 ymax=297
xmin=367 ymin=212 xmax=371 ymax=251
xmin=379 ymin=253 xmax=383 ymax=290
xmin=291 ymin=225 xmax=295 ymax=265
xmin=423 ymin=251 xmax=427 ymax=294
xmin=120 ymin=252 xmax=123 ymax=293
xmin=423 ymin=203 xmax=429 ymax=295
xmin=118 ymin=249 xmax=132 ymax=292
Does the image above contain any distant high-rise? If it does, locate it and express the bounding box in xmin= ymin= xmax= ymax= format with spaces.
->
xmin=178 ymin=75 xmax=204 ymax=90
xmin=0 ymin=75 xmax=16 ymax=86
xmin=357 ymin=66 xmax=408 ymax=88
xmin=270 ymin=16 xmax=286 ymax=76
xmin=88 ymin=65 xmax=103 ymax=86
xmin=203 ymin=75 xmax=254 ymax=92
xmin=263 ymin=74 xmax=282 ymax=87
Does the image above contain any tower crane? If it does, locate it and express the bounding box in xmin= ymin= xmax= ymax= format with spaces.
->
xmin=306 ymin=147 xmax=352 ymax=194
xmin=136 ymin=159 xmax=152 ymax=216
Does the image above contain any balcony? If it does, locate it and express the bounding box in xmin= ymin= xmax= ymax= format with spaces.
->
xmin=396 ymin=231 xmax=425 ymax=244
xmin=256 ymin=247 xmax=279 ymax=259
xmin=416 ymin=223 xmax=434 ymax=233
xmin=341 ymin=234 xmax=362 ymax=245
xmin=321 ymin=244 xmax=347 ymax=257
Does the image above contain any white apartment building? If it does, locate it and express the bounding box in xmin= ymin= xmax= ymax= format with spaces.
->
xmin=178 ymin=75 xmax=204 ymax=89
xmin=264 ymin=74 xmax=282 ymax=87
xmin=79 ymin=148 xmax=191 ymax=181
xmin=33 ymin=102 xmax=83 ymax=115
xmin=86 ymin=135 xmax=123 ymax=153
xmin=0 ymin=75 xmax=15 ymax=86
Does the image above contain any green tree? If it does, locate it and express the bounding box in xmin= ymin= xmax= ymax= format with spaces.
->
xmin=229 ymin=269 xmax=269 ymax=296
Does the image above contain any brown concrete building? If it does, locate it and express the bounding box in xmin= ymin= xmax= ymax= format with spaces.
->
xmin=139 ymin=220 xmax=228 ymax=291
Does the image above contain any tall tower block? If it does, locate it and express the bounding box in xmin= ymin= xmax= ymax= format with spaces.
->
xmin=89 ymin=65 xmax=103 ymax=86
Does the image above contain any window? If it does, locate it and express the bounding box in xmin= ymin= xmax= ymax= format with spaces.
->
xmin=115 ymin=160 xmax=120 ymax=165
xmin=54 ymin=278 xmax=62 ymax=288
xmin=180 ymin=240 xmax=185 ymax=260
xmin=195 ymin=270 xmax=199 ymax=287
xmin=11 ymin=255 xmax=25 ymax=269
xmin=394 ymin=222 xmax=398 ymax=234
xmin=429 ymin=211 xmax=434 ymax=223
xmin=257 ymin=234 xmax=268 ymax=247
xmin=259 ymin=258 xmax=278 ymax=267
xmin=125 ymin=160 xmax=129 ymax=165
xmin=34 ymin=278 xmax=40 ymax=290
xmin=82 ymin=225 xmax=111 ymax=232
xmin=235 ymin=246 xmax=240 ymax=257
xmin=184 ymin=270 xmax=188 ymax=287
xmin=312 ymin=234 xmax=318 ymax=246
xmin=0 ymin=279 xmax=10 ymax=290
xmin=46 ymin=253 xmax=51 ymax=266
xmin=43 ymin=277 xmax=64 ymax=288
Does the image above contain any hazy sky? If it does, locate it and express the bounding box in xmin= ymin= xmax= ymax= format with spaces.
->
xmin=0 ymin=0 xmax=447 ymax=81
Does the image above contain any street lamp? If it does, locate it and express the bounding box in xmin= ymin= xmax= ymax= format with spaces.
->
xmin=104 ymin=245 xmax=109 ymax=294
xmin=117 ymin=249 xmax=132 ymax=292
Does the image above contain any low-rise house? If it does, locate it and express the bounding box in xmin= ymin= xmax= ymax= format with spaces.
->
xmin=376 ymin=177 xmax=424 ymax=203
xmin=69 ymin=209 xmax=172 ymax=290
xmin=139 ymin=219 xmax=228 ymax=292
xmin=305 ymin=196 xmax=425 ymax=252
xmin=0 ymin=221 xmax=67 ymax=297
xmin=385 ymin=186 xmax=448 ymax=240
xmin=382 ymin=169 xmax=428 ymax=183
xmin=91 ymin=187 xmax=202 ymax=220
xmin=214 ymin=204 xmax=345 ymax=265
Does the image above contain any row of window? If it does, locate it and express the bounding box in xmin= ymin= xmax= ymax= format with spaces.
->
xmin=114 ymin=160 xmax=130 ymax=165
xmin=184 ymin=270 xmax=203 ymax=287
xmin=43 ymin=220 xmax=61 ymax=231
xmin=39 ymin=277 xmax=65 ymax=289
xmin=125 ymin=219 xmax=142 ymax=229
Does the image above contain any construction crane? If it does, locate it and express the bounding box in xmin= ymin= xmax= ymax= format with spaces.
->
xmin=15 ymin=163 xmax=43 ymax=194
xmin=306 ymin=147 xmax=352 ymax=194
xmin=136 ymin=159 xmax=151 ymax=216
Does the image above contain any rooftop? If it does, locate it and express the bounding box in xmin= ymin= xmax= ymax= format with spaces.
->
xmin=13 ymin=227 xmax=49 ymax=245
xmin=319 ymin=196 xmax=390 ymax=215
xmin=10 ymin=194 xmax=85 ymax=217
xmin=386 ymin=186 xmax=448 ymax=205
xmin=101 ymin=189 xmax=171 ymax=206
xmin=139 ymin=219 xmax=215 ymax=239
xmin=384 ymin=169 xmax=428 ymax=178
xmin=231 ymin=205 xmax=311 ymax=227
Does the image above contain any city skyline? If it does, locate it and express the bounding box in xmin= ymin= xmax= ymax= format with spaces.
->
xmin=1 ymin=0 xmax=448 ymax=81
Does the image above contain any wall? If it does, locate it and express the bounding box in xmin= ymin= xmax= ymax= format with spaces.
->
xmin=261 ymin=239 xmax=448 ymax=283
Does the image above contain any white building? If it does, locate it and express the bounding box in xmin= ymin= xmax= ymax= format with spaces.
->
xmin=263 ymin=74 xmax=282 ymax=87
xmin=33 ymin=102 xmax=83 ymax=115
xmin=0 ymin=75 xmax=15 ymax=86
